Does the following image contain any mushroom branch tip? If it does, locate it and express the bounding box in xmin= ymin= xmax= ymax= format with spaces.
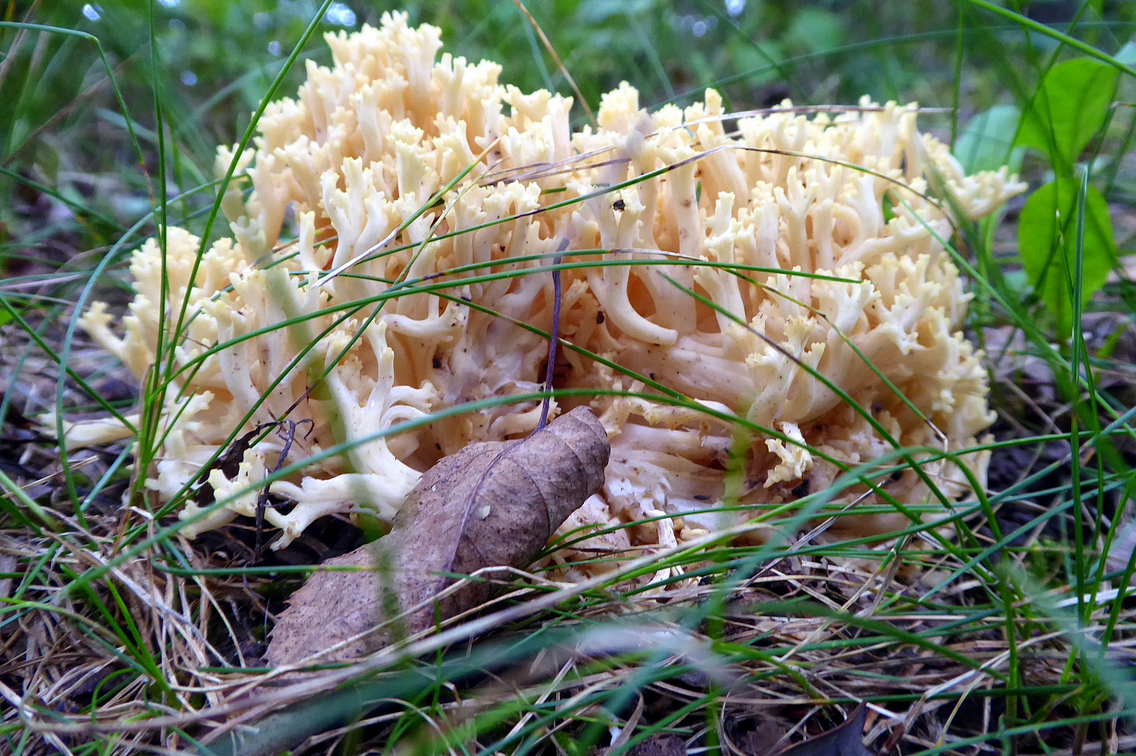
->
xmin=73 ymin=12 xmax=1024 ymax=578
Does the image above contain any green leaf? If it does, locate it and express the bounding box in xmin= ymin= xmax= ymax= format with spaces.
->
xmin=954 ymin=104 xmax=1024 ymax=175
xmin=784 ymin=9 xmax=844 ymax=55
xmin=1017 ymin=178 xmax=1117 ymax=337
xmin=1016 ymin=58 xmax=1118 ymax=174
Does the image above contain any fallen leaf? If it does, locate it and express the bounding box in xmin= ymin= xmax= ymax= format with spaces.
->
xmin=190 ymin=426 xmax=264 ymax=509
xmin=265 ymin=406 xmax=610 ymax=665
xmin=771 ymin=703 xmax=871 ymax=756
xmin=1106 ymin=518 xmax=1136 ymax=575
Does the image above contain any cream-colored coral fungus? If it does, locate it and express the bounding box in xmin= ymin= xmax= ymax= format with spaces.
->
xmin=72 ymin=13 xmax=1024 ymax=572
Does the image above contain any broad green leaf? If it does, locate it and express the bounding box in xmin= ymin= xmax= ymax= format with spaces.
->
xmin=1017 ymin=178 xmax=1117 ymax=337
xmin=1016 ymin=58 xmax=1118 ymax=174
xmin=784 ymin=9 xmax=844 ymax=55
xmin=954 ymin=104 xmax=1024 ymax=175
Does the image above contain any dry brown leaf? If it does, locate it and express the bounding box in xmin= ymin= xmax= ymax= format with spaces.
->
xmin=265 ymin=406 xmax=610 ymax=665
xmin=1106 ymin=518 xmax=1136 ymax=575
xmin=771 ymin=704 xmax=871 ymax=756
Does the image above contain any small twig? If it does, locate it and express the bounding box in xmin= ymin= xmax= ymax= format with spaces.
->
xmin=511 ymin=0 xmax=596 ymax=128
xmin=538 ymin=238 xmax=570 ymax=430
xmin=254 ymin=419 xmax=314 ymax=560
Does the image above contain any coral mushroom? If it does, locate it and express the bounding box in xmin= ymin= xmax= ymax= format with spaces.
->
xmin=71 ymin=12 xmax=1025 ymax=571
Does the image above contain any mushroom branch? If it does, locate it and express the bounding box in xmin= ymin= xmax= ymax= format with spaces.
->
xmin=69 ymin=12 xmax=1025 ymax=578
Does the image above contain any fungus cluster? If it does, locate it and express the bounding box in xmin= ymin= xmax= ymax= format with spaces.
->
xmin=75 ymin=13 xmax=1024 ymax=575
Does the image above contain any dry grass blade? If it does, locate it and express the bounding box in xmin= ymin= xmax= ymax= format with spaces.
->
xmin=511 ymin=0 xmax=596 ymax=128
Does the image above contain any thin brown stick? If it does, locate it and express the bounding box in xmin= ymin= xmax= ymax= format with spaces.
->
xmin=538 ymin=237 xmax=571 ymax=430
xmin=511 ymin=0 xmax=596 ymax=128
